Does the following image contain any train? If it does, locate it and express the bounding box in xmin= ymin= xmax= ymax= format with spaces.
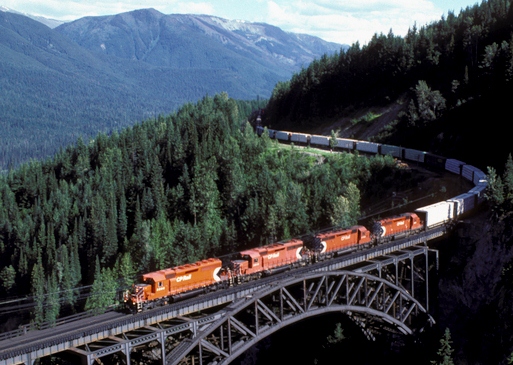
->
xmin=123 ymin=127 xmax=488 ymax=313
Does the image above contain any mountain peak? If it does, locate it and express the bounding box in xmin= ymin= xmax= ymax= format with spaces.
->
xmin=56 ymin=11 xmax=343 ymax=71
xmin=1 ymin=5 xmax=64 ymax=28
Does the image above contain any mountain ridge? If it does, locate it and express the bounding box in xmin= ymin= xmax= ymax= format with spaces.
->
xmin=54 ymin=8 xmax=343 ymax=72
xmin=0 ymin=8 xmax=344 ymax=170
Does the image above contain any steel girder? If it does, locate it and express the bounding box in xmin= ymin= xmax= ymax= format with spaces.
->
xmin=166 ymin=268 xmax=434 ymax=365
xmin=55 ymin=246 xmax=435 ymax=365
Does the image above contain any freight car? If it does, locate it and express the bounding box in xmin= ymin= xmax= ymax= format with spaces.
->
xmin=125 ymin=128 xmax=488 ymax=312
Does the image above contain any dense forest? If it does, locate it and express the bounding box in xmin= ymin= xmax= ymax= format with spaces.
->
xmin=258 ymin=0 xmax=513 ymax=363
xmin=265 ymin=0 xmax=513 ymax=169
xmin=0 ymin=94 xmax=409 ymax=329
xmin=4 ymin=0 xmax=513 ymax=363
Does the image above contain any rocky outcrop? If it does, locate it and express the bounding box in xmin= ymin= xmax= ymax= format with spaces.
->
xmin=436 ymin=208 xmax=513 ymax=364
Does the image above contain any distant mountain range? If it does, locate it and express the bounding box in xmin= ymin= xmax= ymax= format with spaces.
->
xmin=0 ymin=7 xmax=345 ymax=169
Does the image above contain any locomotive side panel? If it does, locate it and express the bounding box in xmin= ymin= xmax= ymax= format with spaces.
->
xmin=260 ymin=240 xmax=304 ymax=270
xmin=374 ymin=213 xmax=423 ymax=237
xmin=169 ymin=258 xmax=223 ymax=296
xmin=238 ymin=239 xmax=304 ymax=275
xmin=315 ymin=226 xmax=369 ymax=253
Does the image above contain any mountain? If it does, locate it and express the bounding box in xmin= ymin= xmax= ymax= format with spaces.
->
xmin=55 ymin=9 xmax=342 ymax=74
xmin=0 ymin=8 xmax=344 ymax=170
xmin=0 ymin=5 xmax=64 ymax=28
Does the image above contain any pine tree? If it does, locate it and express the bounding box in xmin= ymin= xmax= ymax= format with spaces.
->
xmin=0 ymin=265 xmax=16 ymax=294
xmin=85 ymin=256 xmax=118 ymax=314
xmin=31 ymin=251 xmax=45 ymax=328
xmin=329 ymin=130 xmax=338 ymax=150
xmin=431 ymin=328 xmax=455 ymax=365
xmin=327 ymin=323 xmax=346 ymax=344
xmin=45 ymin=271 xmax=60 ymax=327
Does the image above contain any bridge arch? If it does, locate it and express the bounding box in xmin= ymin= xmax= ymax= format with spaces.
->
xmin=167 ymin=270 xmax=434 ymax=365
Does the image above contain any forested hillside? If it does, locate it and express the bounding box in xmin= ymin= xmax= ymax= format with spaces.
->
xmin=0 ymin=8 xmax=342 ymax=171
xmin=265 ymin=0 xmax=513 ymax=171
xmin=260 ymin=0 xmax=513 ymax=363
xmin=0 ymin=94 xmax=410 ymax=330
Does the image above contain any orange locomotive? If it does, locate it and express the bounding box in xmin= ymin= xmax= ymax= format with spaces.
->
xmin=124 ymin=213 xmax=424 ymax=312
xmin=372 ymin=213 xmax=423 ymax=242
xmin=230 ymin=239 xmax=308 ymax=280
xmin=313 ymin=225 xmax=371 ymax=258
xmin=124 ymin=258 xmax=227 ymax=312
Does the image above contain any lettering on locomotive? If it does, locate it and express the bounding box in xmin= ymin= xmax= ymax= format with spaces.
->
xmin=176 ymin=274 xmax=192 ymax=282
xmin=267 ymin=252 xmax=280 ymax=260
xmin=396 ymin=221 xmax=405 ymax=226
xmin=340 ymin=234 xmax=351 ymax=240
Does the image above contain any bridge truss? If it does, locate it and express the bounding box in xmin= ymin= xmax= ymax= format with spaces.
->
xmin=59 ymin=244 xmax=437 ymax=365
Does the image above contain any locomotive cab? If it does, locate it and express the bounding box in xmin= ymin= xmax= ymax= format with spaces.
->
xmin=231 ymin=251 xmax=260 ymax=275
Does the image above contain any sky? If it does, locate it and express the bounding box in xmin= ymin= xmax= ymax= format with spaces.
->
xmin=2 ymin=0 xmax=481 ymax=45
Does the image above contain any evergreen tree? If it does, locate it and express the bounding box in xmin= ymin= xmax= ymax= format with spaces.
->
xmin=0 ymin=265 xmax=16 ymax=294
xmin=31 ymin=252 xmax=45 ymax=328
xmin=116 ymin=252 xmax=137 ymax=290
xmin=431 ymin=328 xmax=455 ymax=365
xmin=329 ymin=130 xmax=338 ymax=150
xmin=45 ymin=271 xmax=60 ymax=327
xmin=326 ymin=323 xmax=346 ymax=344
xmin=85 ymin=256 xmax=118 ymax=314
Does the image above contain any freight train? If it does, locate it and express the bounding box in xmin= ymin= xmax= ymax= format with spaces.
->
xmin=123 ymin=127 xmax=488 ymax=313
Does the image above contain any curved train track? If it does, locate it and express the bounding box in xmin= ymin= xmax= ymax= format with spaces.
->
xmin=0 ymin=126 xmax=488 ymax=363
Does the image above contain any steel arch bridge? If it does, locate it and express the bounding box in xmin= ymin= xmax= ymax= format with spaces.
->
xmin=164 ymin=269 xmax=434 ymax=364
xmin=0 ymin=242 xmax=438 ymax=365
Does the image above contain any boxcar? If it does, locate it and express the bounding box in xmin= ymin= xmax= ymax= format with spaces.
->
xmin=276 ymin=131 xmax=290 ymax=141
xmin=291 ymin=133 xmax=309 ymax=144
xmin=462 ymin=165 xmax=486 ymax=185
xmin=356 ymin=141 xmax=380 ymax=154
xmin=424 ymin=153 xmax=447 ymax=170
xmin=310 ymin=135 xmax=330 ymax=147
xmin=336 ymin=138 xmax=356 ymax=151
xmin=469 ymin=183 xmax=487 ymax=205
xmin=445 ymin=159 xmax=465 ymax=175
xmin=381 ymin=144 xmax=403 ymax=159
xmin=448 ymin=193 xmax=477 ymax=217
xmin=404 ymin=148 xmax=426 ymax=163
xmin=415 ymin=201 xmax=455 ymax=229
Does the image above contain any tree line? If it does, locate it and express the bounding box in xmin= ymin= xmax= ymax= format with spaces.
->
xmin=0 ymin=93 xmax=403 ymax=327
xmin=265 ymin=0 xmax=513 ymax=135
